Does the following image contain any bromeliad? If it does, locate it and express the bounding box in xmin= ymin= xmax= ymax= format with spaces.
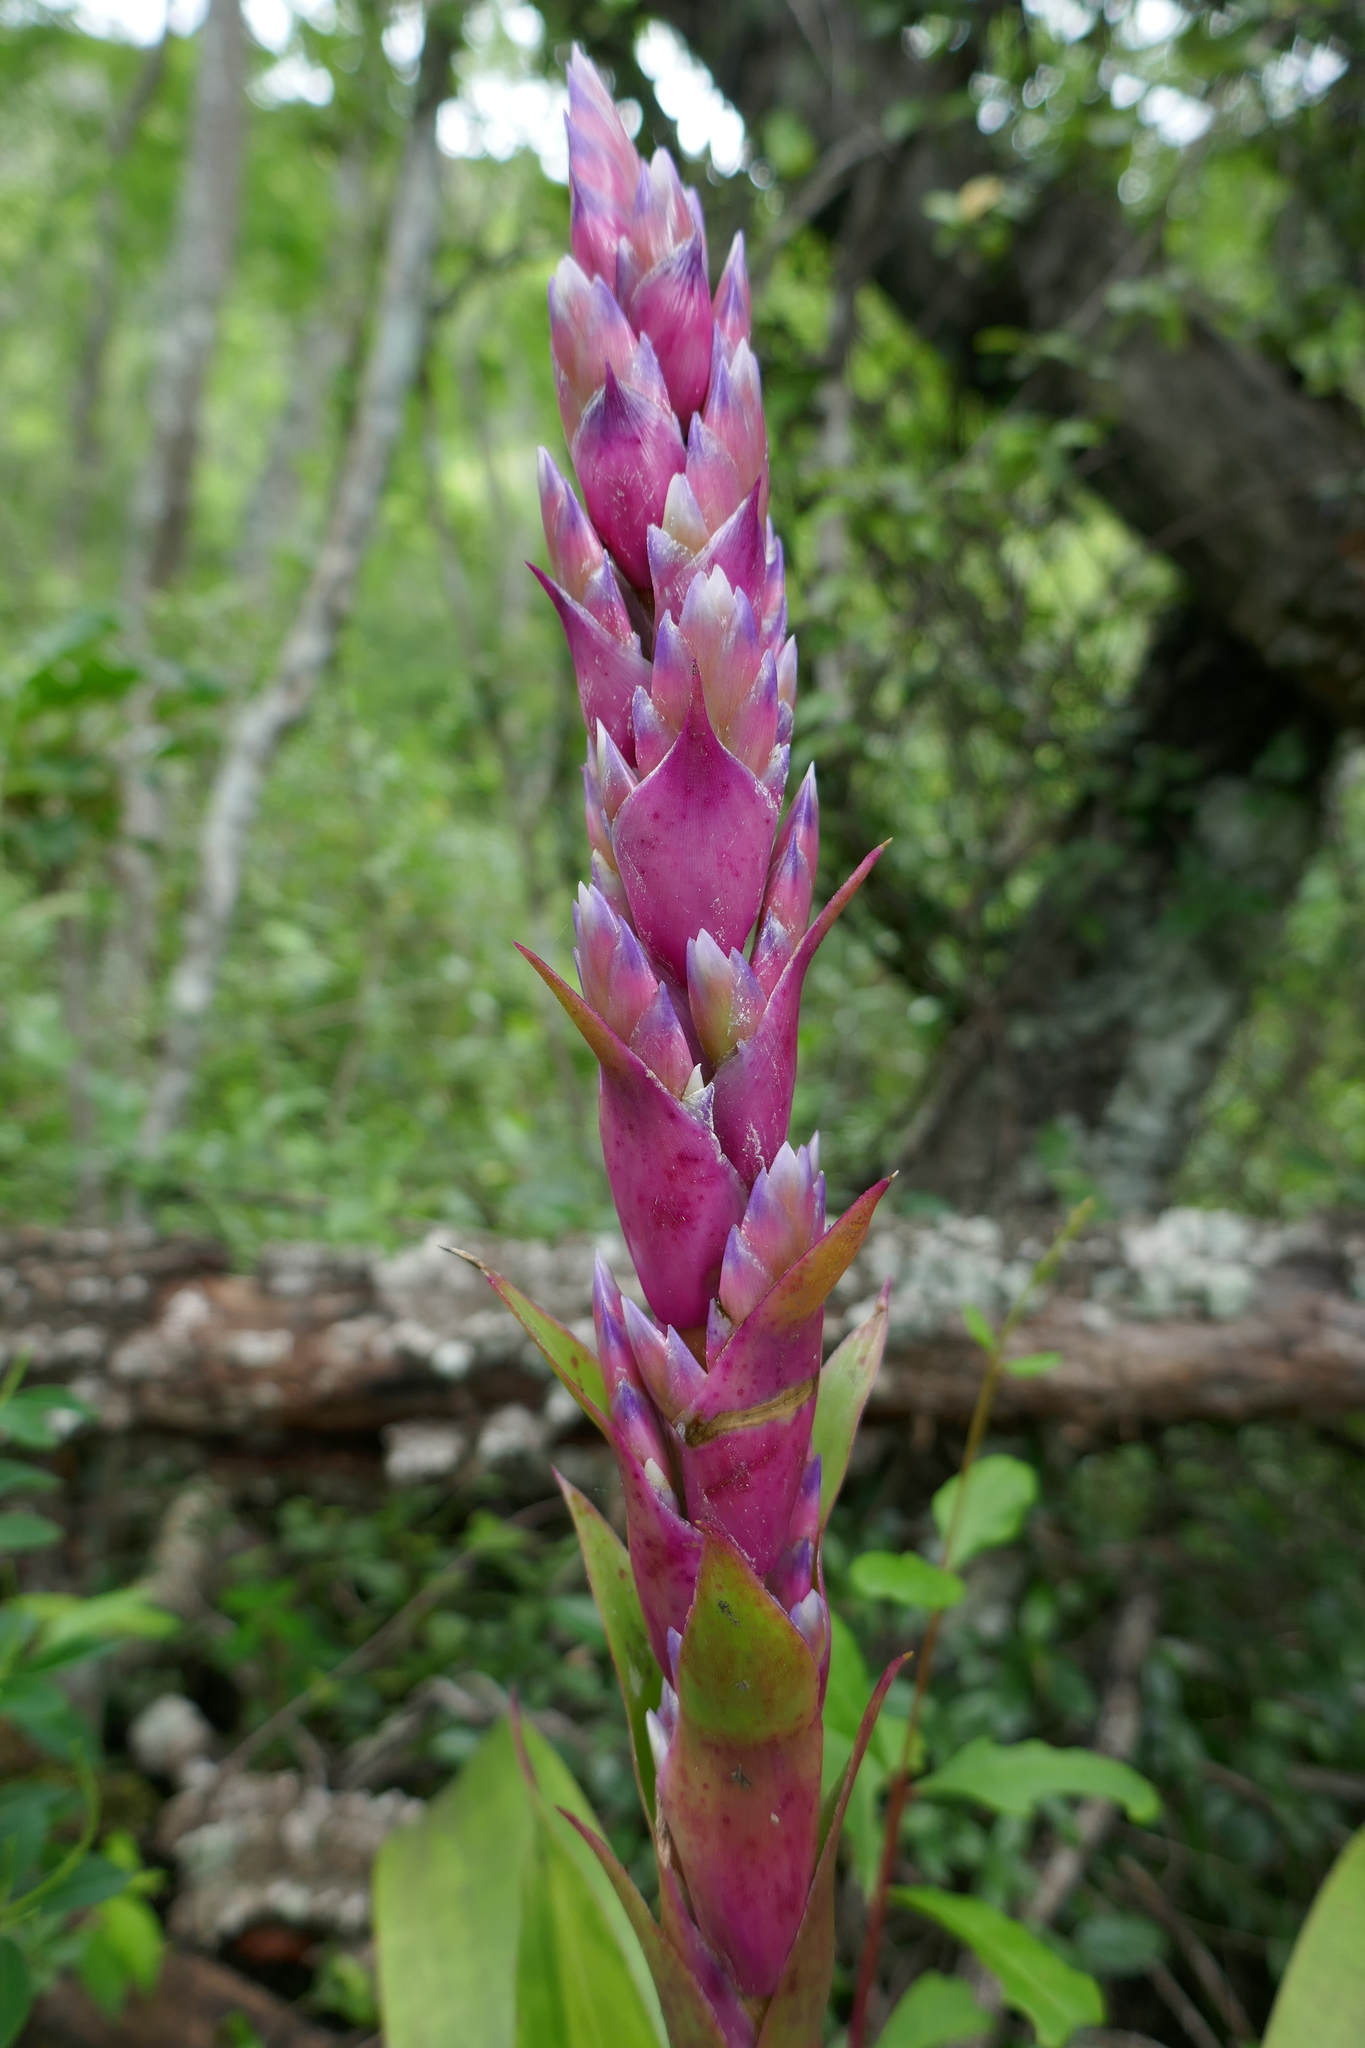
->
xmin=486 ymin=49 xmax=898 ymax=2047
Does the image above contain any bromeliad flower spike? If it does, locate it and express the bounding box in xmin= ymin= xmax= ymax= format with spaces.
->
xmin=487 ymin=48 xmax=900 ymax=2047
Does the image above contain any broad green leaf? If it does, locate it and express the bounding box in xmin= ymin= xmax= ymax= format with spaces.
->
xmin=894 ymin=1887 xmax=1104 ymax=2048
xmin=0 ymin=1510 xmax=61 ymax=1552
xmin=918 ymin=1738 xmax=1160 ymax=1823
xmin=1264 ymin=1823 xmax=1365 ymax=2048
xmin=375 ymin=1717 xmax=535 ymax=2048
xmin=515 ymin=1797 xmax=660 ymax=2048
xmin=557 ymin=1472 xmax=662 ymax=1823
xmin=850 ymin=1551 xmax=964 ymax=1613
xmin=879 ymin=1970 xmax=993 ymax=2048
xmin=0 ymin=1459 xmax=56 ymax=1497
xmin=1006 ymin=1351 xmax=1062 ymax=1379
xmin=961 ymin=1303 xmax=996 ymax=1352
xmin=374 ymin=1718 xmax=663 ymax=2048
xmin=0 ymin=1935 xmax=31 ymax=2048
xmin=468 ymin=1260 xmax=609 ymax=1428
xmin=811 ymin=1290 xmax=889 ymax=1528
xmin=932 ymin=1455 xmax=1039 ymax=1567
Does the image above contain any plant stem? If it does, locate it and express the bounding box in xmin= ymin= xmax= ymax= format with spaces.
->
xmin=847 ymin=1199 xmax=1093 ymax=2048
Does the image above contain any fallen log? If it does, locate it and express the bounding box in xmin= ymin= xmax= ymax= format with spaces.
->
xmin=3 ymin=1208 xmax=1363 ymax=1454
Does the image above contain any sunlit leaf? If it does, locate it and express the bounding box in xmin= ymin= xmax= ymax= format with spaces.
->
xmin=894 ymin=1887 xmax=1104 ymax=2047
xmin=960 ymin=1302 xmax=996 ymax=1352
xmin=811 ymin=1288 xmax=889 ymax=1528
xmin=19 ymin=1587 xmax=179 ymax=1657
xmin=374 ymin=1718 xmax=663 ymax=2048
xmin=918 ymin=1737 xmax=1160 ymax=1822
xmin=78 ymin=1893 xmax=164 ymax=2015
xmin=850 ymin=1550 xmax=964 ymax=1613
xmin=1264 ymin=1824 xmax=1365 ymax=2048
xmin=932 ymin=1455 xmax=1039 ymax=1567
xmin=515 ymin=1795 xmax=660 ymax=2048
xmin=1006 ymin=1350 xmax=1062 ymax=1378
xmin=879 ymin=1970 xmax=993 ymax=2048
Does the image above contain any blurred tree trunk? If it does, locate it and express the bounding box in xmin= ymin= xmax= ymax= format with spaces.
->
xmin=61 ymin=27 xmax=169 ymax=562
xmin=234 ymin=150 xmax=377 ymax=595
xmin=126 ymin=0 xmax=246 ymax=601
xmin=111 ymin=0 xmax=247 ymax=1031
xmin=137 ymin=18 xmax=455 ymax=1163
xmin=621 ymin=0 xmax=1365 ymax=1210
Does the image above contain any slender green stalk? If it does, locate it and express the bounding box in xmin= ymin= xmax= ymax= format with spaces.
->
xmin=848 ymin=1199 xmax=1094 ymax=2048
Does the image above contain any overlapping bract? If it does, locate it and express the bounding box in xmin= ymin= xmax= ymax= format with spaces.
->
xmin=511 ymin=46 xmax=890 ymax=2044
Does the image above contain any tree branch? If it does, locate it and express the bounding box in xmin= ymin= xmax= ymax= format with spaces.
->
xmin=137 ymin=22 xmax=454 ymax=1159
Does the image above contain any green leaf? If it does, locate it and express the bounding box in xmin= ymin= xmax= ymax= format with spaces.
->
xmin=894 ymin=1887 xmax=1104 ymax=2048
xmin=1072 ymin=1912 xmax=1167 ymax=1978
xmin=375 ymin=1718 xmax=530 ymax=2048
xmin=374 ymin=1719 xmax=663 ymax=2048
xmin=17 ymin=1587 xmax=179 ymax=1658
xmin=850 ymin=1551 xmax=965 ymax=1613
xmin=811 ymin=1289 xmax=889 ymax=1528
xmin=0 ymin=1935 xmax=32 ymax=2048
xmin=932 ymin=1455 xmax=1039 ymax=1567
xmin=879 ymin=1970 xmax=993 ymax=2048
xmin=515 ymin=1798 xmax=660 ymax=2048
xmin=0 ymin=1783 xmax=67 ymax=1891
xmin=0 ymin=1460 xmax=56 ymax=1497
xmin=0 ymin=1388 xmax=91 ymax=1450
xmin=823 ymin=1611 xmax=874 ymax=1744
xmin=79 ymin=1892 xmax=164 ymax=2014
xmin=1006 ymin=1350 xmax=1062 ymax=1379
xmin=30 ymin=1851 xmax=131 ymax=1920
xmin=918 ymin=1738 xmax=1160 ymax=1823
xmin=678 ymin=1535 xmax=818 ymax=1742
xmin=556 ymin=1472 xmax=662 ymax=1824
xmin=1264 ymin=1823 xmax=1365 ymax=2048
xmin=0 ymin=1510 xmax=61 ymax=1552
xmin=961 ymin=1302 xmax=996 ymax=1352
xmin=0 ymin=1673 xmax=96 ymax=1760
xmin=468 ymin=1260 xmax=609 ymax=1428
xmin=821 ymin=1617 xmax=884 ymax=1895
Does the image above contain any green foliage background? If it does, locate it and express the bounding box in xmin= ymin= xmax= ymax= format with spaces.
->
xmin=0 ymin=0 xmax=1363 ymax=1245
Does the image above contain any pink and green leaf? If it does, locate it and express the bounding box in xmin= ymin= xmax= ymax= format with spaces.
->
xmin=462 ymin=1255 xmax=609 ymax=1428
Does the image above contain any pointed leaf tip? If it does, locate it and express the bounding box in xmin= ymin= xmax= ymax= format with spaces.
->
xmin=475 ymin=1259 xmax=610 ymax=1431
